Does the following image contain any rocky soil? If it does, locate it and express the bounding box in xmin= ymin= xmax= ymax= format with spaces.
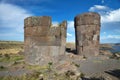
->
xmin=0 ymin=42 xmax=120 ymax=80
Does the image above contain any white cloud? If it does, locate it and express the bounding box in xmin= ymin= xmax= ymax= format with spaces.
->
xmin=101 ymin=8 xmax=120 ymax=23
xmin=100 ymin=35 xmax=120 ymax=43
xmin=0 ymin=3 xmax=32 ymax=28
xmin=103 ymin=32 xmax=106 ymax=34
xmin=89 ymin=5 xmax=120 ymax=43
xmin=108 ymin=35 xmax=120 ymax=39
xmin=89 ymin=5 xmax=109 ymax=11
xmin=67 ymin=33 xmax=72 ymax=37
xmin=67 ymin=21 xmax=75 ymax=42
xmin=101 ymin=35 xmax=120 ymax=40
xmin=0 ymin=3 xmax=32 ymax=40
xmin=52 ymin=21 xmax=59 ymax=26
xmin=68 ymin=21 xmax=74 ymax=28
xmin=89 ymin=5 xmax=120 ymax=23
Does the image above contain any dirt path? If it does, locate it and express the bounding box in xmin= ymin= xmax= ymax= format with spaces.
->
xmin=0 ymin=69 xmax=30 ymax=76
xmin=78 ymin=57 xmax=120 ymax=79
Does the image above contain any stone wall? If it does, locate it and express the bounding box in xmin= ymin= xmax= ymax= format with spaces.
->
xmin=74 ymin=12 xmax=100 ymax=56
xmin=24 ymin=16 xmax=67 ymax=65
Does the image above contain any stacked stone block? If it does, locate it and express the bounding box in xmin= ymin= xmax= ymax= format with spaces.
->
xmin=24 ymin=16 xmax=67 ymax=65
xmin=74 ymin=12 xmax=100 ymax=56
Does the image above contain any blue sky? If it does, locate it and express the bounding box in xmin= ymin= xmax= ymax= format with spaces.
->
xmin=0 ymin=0 xmax=120 ymax=43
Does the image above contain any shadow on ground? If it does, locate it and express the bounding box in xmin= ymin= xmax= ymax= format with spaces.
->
xmin=81 ymin=77 xmax=105 ymax=80
xmin=66 ymin=48 xmax=76 ymax=54
xmin=105 ymin=69 xmax=120 ymax=79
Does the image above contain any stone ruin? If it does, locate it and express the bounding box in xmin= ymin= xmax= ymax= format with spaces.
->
xmin=24 ymin=16 xmax=67 ymax=65
xmin=24 ymin=12 xmax=100 ymax=65
xmin=74 ymin=12 xmax=100 ymax=56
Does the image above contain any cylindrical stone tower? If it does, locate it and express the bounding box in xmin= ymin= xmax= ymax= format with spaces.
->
xmin=74 ymin=12 xmax=100 ymax=56
xmin=24 ymin=16 xmax=67 ymax=65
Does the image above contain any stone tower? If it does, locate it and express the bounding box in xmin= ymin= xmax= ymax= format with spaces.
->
xmin=24 ymin=16 xmax=67 ymax=65
xmin=74 ymin=12 xmax=100 ymax=56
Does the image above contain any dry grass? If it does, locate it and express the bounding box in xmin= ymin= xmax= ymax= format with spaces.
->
xmin=0 ymin=54 xmax=24 ymax=62
xmin=0 ymin=49 xmax=22 ymax=54
xmin=66 ymin=42 xmax=75 ymax=49
xmin=0 ymin=41 xmax=23 ymax=54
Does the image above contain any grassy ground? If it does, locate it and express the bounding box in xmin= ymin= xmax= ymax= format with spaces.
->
xmin=66 ymin=42 xmax=75 ymax=49
xmin=0 ymin=41 xmax=120 ymax=80
xmin=0 ymin=53 xmax=111 ymax=80
xmin=0 ymin=41 xmax=23 ymax=54
xmin=0 ymin=53 xmax=80 ymax=80
xmin=0 ymin=54 xmax=24 ymax=62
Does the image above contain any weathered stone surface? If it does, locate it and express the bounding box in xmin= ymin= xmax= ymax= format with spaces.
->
xmin=74 ymin=12 xmax=100 ymax=56
xmin=24 ymin=16 xmax=67 ymax=65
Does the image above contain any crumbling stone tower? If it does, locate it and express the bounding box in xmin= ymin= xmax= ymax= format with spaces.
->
xmin=24 ymin=16 xmax=67 ymax=65
xmin=74 ymin=12 xmax=100 ymax=56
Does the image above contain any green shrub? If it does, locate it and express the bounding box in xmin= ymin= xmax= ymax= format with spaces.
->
xmin=4 ymin=54 xmax=10 ymax=59
xmin=48 ymin=62 xmax=53 ymax=71
xmin=0 ymin=54 xmax=24 ymax=62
